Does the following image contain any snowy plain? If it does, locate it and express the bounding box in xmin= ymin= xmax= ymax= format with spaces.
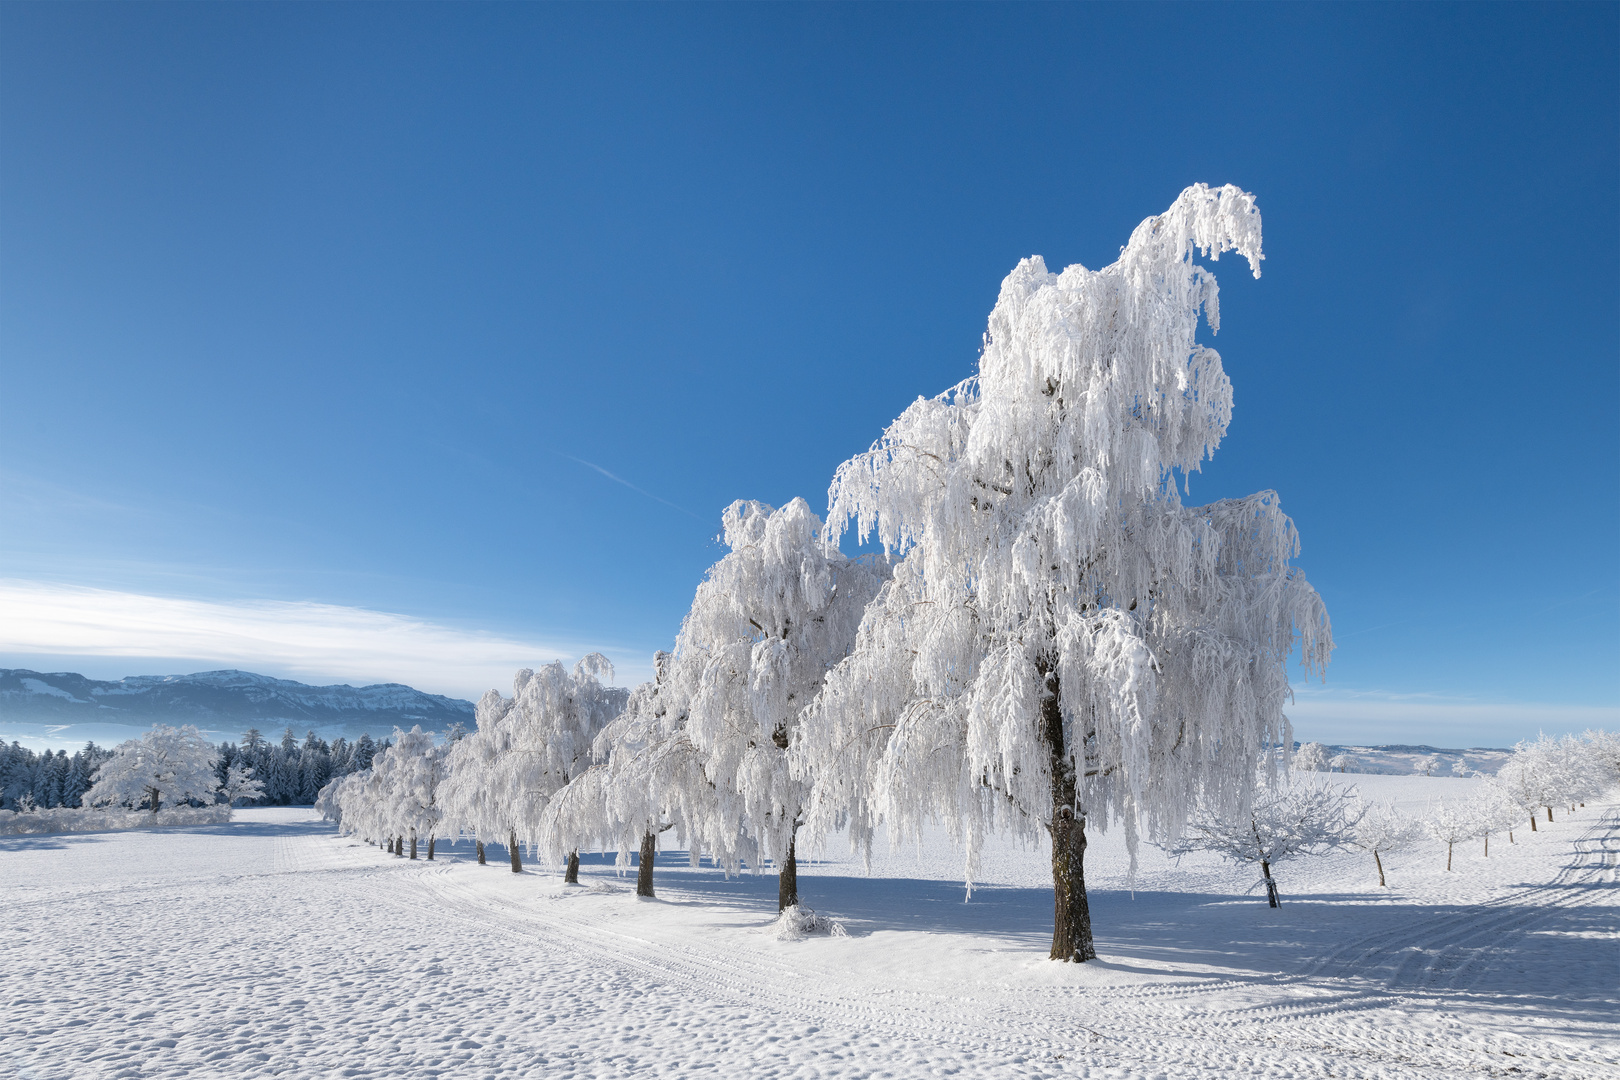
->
xmin=5 ymin=775 xmax=1615 ymax=1080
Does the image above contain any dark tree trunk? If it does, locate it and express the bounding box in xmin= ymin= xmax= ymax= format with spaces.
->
xmin=1041 ymin=666 xmax=1094 ymax=961
xmin=476 ymin=840 xmax=486 ymax=865
xmin=1483 ymin=834 xmax=1488 ymax=858
xmin=1373 ymin=850 xmax=1386 ymax=887
xmin=409 ymin=832 xmax=418 ymax=860
xmin=148 ymin=787 xmax=162 ymax=814
xmin=636 ymin=831 xmax=656 ymax=897
xmin=1530 ymin=815 xmax=1537 ymax=832
xmin=1261 ymin=858 xmax=1279 ymax=907
xmin=1546 ymin=806 xmax=1554 ymax=823
xmin=508 ymin=830 xmax=522 ymax=873
xmin=1446 ymin=841 xmax=1454 ymax=871
xmin=778 ymin=831 xmax=799 ymax=912
xmin=565 ymin=850 xmax=580 ymax=884
xmin=1508 ymin=830 xmax=1514 ymax=844
xmin=427 ymin=836 xmax=436 ymax=861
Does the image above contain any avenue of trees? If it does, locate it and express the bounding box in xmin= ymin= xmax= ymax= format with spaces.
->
xmin=318 ymin=187 xmax=1618 ymax=959
xmin=329 ymin=183 xmax=1337 ymax=962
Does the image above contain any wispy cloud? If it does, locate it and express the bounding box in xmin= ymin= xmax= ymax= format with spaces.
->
xmin=564 ymin=455 xmax=704 ymax=520
xmin=1286 ymin=684 xmax=1618 ymax=746
xmin=0 ymin=580 xmax=644 ymax=700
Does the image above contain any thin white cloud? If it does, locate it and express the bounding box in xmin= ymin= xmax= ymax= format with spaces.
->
xmin=0 ymin=580 xmax=641 ymax=700
xmin=1286 ymin=684 xmax=1618 ymax=746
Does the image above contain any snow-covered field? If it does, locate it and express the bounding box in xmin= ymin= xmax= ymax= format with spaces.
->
xmin=5 ymin=775 xmax=1615 ymax=1079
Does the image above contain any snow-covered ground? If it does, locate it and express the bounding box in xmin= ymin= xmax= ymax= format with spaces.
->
xmin=5 ymin=775 xmax=1615 ymax=1079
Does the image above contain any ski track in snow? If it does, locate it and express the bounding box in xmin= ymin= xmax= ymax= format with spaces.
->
xmin=5 ymin=783 xmax=1617 ymax=1079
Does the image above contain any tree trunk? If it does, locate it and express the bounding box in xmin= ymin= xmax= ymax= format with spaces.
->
xmin=149 ymin=786 xmax=162 ymax=814
xmin=409 ymin=832 xmax=418 ymax=860
xmin=1041 ymin=667 xmax=1094 ymax=961
xmin=508 ymin=830 xmax=522 ymax=873
xmin=565 ymin=850 xmax=581 ymax=885
xmin=778 ymin=831 xmax=799 ymax=912
xmin=427 ymin=836 xmax=436 ymax=861
xmin=1546 ymin=806 xmax=1553 ymax=823
xmin=1530 ymin=815 xmax=1537 ymax=832
xmin=1446 ymin=841 xmax=1453 ymax=871
xmin=1508 ymin=830 xmax=1514 ymax=844
xmin=1374 ymin=850 xmax=1386 ymax=887
xmin=1261 ymin=858 xmax=1279 ymax=907
xmin=476 ymin=840 xmax=486 ymax=865
xmin=636 ymin=831 xmax=656 ymax=897
xmin=1483 ymin=834 xmax=1488 ymax=858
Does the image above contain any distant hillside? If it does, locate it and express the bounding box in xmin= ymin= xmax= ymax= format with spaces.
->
xmin=0 ymin=668 xmax=474 ymax=743
xmin=1314 ymin=743 xmax=1513 ymax=776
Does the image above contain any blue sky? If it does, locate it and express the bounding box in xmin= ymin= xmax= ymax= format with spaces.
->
xmin=2 ymin=4 xmax=1615 ymax=745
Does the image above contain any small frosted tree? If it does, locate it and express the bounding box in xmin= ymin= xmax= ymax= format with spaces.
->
xmin=1293 ymin=742 xmax=1330 ymax=774
xmin=220 ymin=763 xmax=265 ymax=807
xmin=1424 ymin=799 xmax=1479 ymax=871
xmin=1350 ymin=799 xmax=1423 ymax=886
xmin=1470 ymin=786 xmax=1522 ymax=856
xmin=797 ymin=183 xmax=1332 ymax=960
xmin=1329 ymin=753 xmax=1354 ymax=773
xmin=84 ymin=725 xmax=221 ymax=814
xmin=1168 ymin=778 xmax=1360 ymax=906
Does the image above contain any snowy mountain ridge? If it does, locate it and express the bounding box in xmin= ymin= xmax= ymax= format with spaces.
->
xmin=0 ymin=668 xmax=475 ymax=734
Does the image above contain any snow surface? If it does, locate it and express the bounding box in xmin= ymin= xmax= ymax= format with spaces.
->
xmin=4 ymin=775 xmax=1615 ymax=1079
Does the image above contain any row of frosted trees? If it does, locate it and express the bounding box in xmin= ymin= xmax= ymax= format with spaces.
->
xmin=327 ymin=183 xmax=1346 ymax=962
xmin=1176 ymin=731 xmax=1619 ymax=905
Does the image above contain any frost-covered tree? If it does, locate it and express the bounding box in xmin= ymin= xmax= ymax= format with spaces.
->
xmin=1349 ymin=799 xmax=1423 ymax=886
xmin=1293 ymin=742 xmax=1329 ymax=774
xmin=1168 ymin=777 xmax=1359 ymax=906
xmin=441 ymin=657 xmax=626 ymax=875
xmin=797 ymin=184 xmax=1331 ymax=960
xmin=538 ymin=653 xmax=708 ymax=897
xmin=673 ymin=499 xmax=887 ymax=909
xmin=84 ymin=725 xmax=222 ymax=813
xmin=1328 ymin=753 xmax=1354 ymax=774
xmin=219 ymin=763 xmax=265 ymax=807
xmin=1469 ymin=785 xmax=1522 ymax=856
xmin=438 ymin=718 xmax=508 ymax=867
xmin=1423 ymin=799 xmax=1478 ymax=872
xmin=543 ymin=503 xmax=886 ymax=907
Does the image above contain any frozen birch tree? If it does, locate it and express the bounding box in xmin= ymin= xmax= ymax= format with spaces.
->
xmin=673 ymin=499 xmax=888 ymax=910
xmin=538 ymin=653 xmax=715 ymax=898
xmin=1350 ymin=799 xmax=1423 ymax=886
xmin=440 ymin=657 xmax=627 ymax=876
xmin=543 ymin=502 xmax=887 ymax=908
xmin=797 ymin=183 xmax=1331 ymax=960
xmin=438 ymin=712 xmax=510 ymax=867
xmin=1168 ymin=778 xmax=1360 ymax=906
xmin=85 ymin=725 xmax=222 ymax=814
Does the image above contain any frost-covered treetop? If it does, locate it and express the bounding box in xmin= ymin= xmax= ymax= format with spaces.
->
xmin=824 ymin=182 xmax=1262 ymax=563
xmin=800 ymin=184 xmax=1331 ymax=880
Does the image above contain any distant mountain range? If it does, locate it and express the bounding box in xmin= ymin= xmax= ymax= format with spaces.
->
xmin=0 ymin=668 xmax=1514 ymax=773
xmin=0 ymin=668 xmax=475 ymax=744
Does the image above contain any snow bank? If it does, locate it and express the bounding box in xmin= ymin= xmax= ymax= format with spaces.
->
xmin=0 ymin=803 xmax=232 ymax=835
